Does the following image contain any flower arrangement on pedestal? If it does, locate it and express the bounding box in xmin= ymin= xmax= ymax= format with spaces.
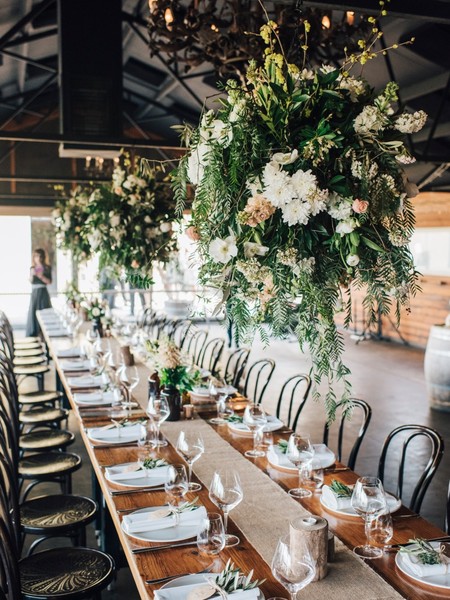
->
xmin=173 ymin=18 xmax=426 ymax=418
xmin=52 ymin=186 xmax=92 ymax=262
xmin=85 ymin=154 xmax=176 ymax=283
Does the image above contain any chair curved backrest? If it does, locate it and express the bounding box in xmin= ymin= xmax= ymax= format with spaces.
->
xmin=446 ymin=480 xmax=450 ymax=534
xmin=243 ymin=359 xmax=276 ymax=405
xmin=223 ymin=348 xmax=250 ymax=389
xmin=198 ymin=338 xmax=225 ymax=374
xmin=276 ymin=374 xmax=311 ymax=431
xmin=185 ymin=330 xmax=208 ymax=366
xmin=377 ymin=424 xmax=444 ymax=514
xmin=170 ymin=319 xmax=192 ymax=349
xmin=323 ymin=398 xmax=372 ymax=471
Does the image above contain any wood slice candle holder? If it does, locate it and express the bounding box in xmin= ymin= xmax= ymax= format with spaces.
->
xmin=290 ymin=515 xmax=328 ymax=581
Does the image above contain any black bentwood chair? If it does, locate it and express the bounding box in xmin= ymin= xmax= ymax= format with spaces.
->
xmin=199 ymin=338 xmax=225 ymax=375
xmin=446 ymin=480 xmax=450 ymax=534
xmin=377 ymin=424 xmax=444 ymax=514
xmin=322 ymin=398 xmax=372 ymax=471
xmin=223 ymin=348 xmax=250 ymax=389
xmin=242 ymin=358 xmax=276 ymax=405
xmin=275 ymin=374 xmax=312 ymax=432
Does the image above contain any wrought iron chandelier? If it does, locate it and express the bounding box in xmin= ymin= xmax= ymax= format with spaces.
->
xmin=147 ymin=0 xmax=371 ymax=78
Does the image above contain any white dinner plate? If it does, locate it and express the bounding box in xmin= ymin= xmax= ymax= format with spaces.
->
xmin=158 ymin=574 xmax=264 ymax=599
xmin=395 ymin=542 xmax=450 ymax=590
xmin=121 ymin=506 xmax=203 ymax=543
xmin=227 ymin=415 xmax=283 ymax=436
xmin=319 ymin=489 xmax=401 ymax=517
xmin=105 ymin=462 xmax=168 ymax=488
xmin=267 ymin=444 xmax=336 ymax=473
xmin=87 ymin=424 xmax=142 ymax=444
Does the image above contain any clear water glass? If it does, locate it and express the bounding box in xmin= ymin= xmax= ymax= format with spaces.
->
xmin=164 ymin=464 xmax=188 ymax=508
xmin=197 ymin=512 xmax=226 ymax=556
xmin=286 ymin=433 xmax=315 ymax=498
xmin=243 ymin=403 xmax=267 ymax=458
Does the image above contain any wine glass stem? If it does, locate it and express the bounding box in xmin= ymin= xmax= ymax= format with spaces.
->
xmin=364 ymin=516 xmax=372 ymax=547
xmin=253 ymin=432 xmax=258 ymax=454
xmin=187 ymin=462 xmax=193 ymax=485
xmin=290 ymin=593 xmax=297 ymax=600
xmin=298 ymin=467 xmax=302 ymax=489
xmin=223 ymin=510 xmax=229 ymax=535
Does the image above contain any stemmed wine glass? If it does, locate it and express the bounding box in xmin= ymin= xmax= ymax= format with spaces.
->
xmin=119 ymin=365 xmax=139 ymax=413
xmin=243 ymin=403 xmax=267 ymax=458
xmin=209 ymin=469 xmax=243 ymax=548
xmin=176 ymin=431 xmax=204 ymax=492
xmin=146 ymin=395 xmax=170 ymax=447
xmin=271 ymin=534 xmax=316 ymax=600
xmin=286 ymin=433 xmax=315 ymax=498
xmin=351 ymin=476 xmax=388 ymax=559
xmin=165 ymin=464 xmax=189 ymax=508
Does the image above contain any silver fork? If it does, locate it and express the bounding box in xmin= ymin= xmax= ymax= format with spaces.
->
xmin=145 ymin=565 xmax=213 ymax=585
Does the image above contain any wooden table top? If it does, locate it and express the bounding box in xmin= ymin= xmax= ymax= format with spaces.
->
xmin=38 ymin=318 xmax=450 ymax=600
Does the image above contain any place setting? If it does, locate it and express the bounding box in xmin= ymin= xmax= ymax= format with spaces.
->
xmin=86 ymin=417 xmax=146 ymax=446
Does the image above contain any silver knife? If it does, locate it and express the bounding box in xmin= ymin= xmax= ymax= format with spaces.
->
xmin=132 ymin=540 xmax=197 ymax=554
xmin=391 ymin=536 xmax=450 ymax=548
xmin=145 ymin=566 xmax=213 ymax=585
xmin=90 ymin=442 xmax=138 ymax=449
xmin=110 ymin=486 xmax=166 ymax=496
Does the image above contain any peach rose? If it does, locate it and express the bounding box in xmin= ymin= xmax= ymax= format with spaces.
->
xmin=186 ymin=225 xmax=200 ymax=241
xmin=352 ymin=199 xmax=369 ymax=214
xmin=131 ymin=260 xmax=140 ymax=269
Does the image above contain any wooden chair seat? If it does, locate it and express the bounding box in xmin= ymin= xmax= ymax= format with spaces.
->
xmin=19 ymin=546 xmax=114 ymax=599
xmin=19 ymin=390 xmax=63 ymax=406
xmin=13 ymin=355 xmax=47 ymax=366
xmin=14 ymin=364 xmax=49 ymax=376
xmin=20 ymin=495 xmax=97 ymax=534
xmin=19 ymin=429 xmax=75 ymax=452
xmin=14 ymin=336 xmax=40 ymax=345
xmin=19 ymin=407 xmax=68 ymax=425
xmin=14 ymin=347 xmax=45 ymax=357
xmin=19 ymin=452 xmax=81 ymax=478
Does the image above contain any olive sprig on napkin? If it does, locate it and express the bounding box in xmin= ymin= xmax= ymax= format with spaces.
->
xmin=329 ymin=480 xmax=352 ymax=498
xmin=139 ymin=457 xmax=168 ymax=470
xmin=399 ymin=538 xmax=448 ymax=565
xmin=212 ymin=559 xmax=265 ymax=593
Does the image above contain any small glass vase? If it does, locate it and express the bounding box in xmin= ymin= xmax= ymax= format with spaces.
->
xmin=92 ymin=318 xmax=104 ymax=338
xmin=162 ymin=386 xmax=181 ymax=421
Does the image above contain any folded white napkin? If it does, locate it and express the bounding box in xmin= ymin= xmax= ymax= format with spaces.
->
xmin=402 ymin=553 xmax=449 ymax=577
xmin=267 ymin=446 xmax=294 ymax=468
xmin=88 ymin=422 xmax=143 ymax=441
xmin=106 ymin=464 xmax=169 ymax=483
xmin=192 ymin=386 xmax=210 ymax=396
xmin=123 ymin=505 xmax=207 ymax=534
xmin=230 ymin=415 xmax=282 ymax=433
xmin=60 ymin=359 xmax=90 ymax=371
xmin=68 ymin=375 xmax=105 ymax=388
xmin=155 ymin=583 xmax=259 ymax=600
xmin=56 ymin=347 xmax=81 ymax=358
xmin=73 ymin=391 xmax=115 ymax=404
xmin=321 ymin=485 xmax=352 ymax=510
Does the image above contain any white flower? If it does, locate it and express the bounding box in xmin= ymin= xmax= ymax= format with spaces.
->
xmin=320 ymin=65 xmax=336 ymax=74
xmin=394 ymin=110 xmax=427 ymax=134
xmin=271 ymin=149 xmax=298 ymax=166
xmin=299 ymin=68 xmax=314 ymax=80
xmin=88 ymin=231 xmax=102 ymax=250
xmin=354 ymin=105 xmax=384 ymax=135
xmin=339 ymin=76 xmax=366 ymax=102
xmin=281 ymin=200 xmax=311 ymax=226
xmin=243 ymin=242 xmax=269 ymax=258
xmin=135 ymin=225 xmax=141 ymax=232
xmin=69 ymin=198 xmax=76 ymax=207
xmin=246 ymin=175 xmax=263 ymax=196
xmin=144 ymin=215 xmax=152 ymax=223
xmin=308 ymin=188 xmax=328 ymax=216
xmin=137 ymin=177 xmax=147 ymax=188
xmin=291 ymin=169 xmax=317 ymax=201
xmin=128 ymin=194 xmax=138 ymax=206
xmin=110 ymin=214 xmax=120 ymax=228
xmin=346 ymin=254 xmax=360 ymax=266
xmin=229 ymin=98 xmax=246 ymax=122
xmin=263 ymin=163 xmax=293 ymax=208
xmin=112 ymin=168 xmax=125 ymax=187
xmin=209 ymin=235 xmax=238 ymax=264
xmin=187 ymin=142 xmax=209 ymax=185
xmin=336 ymin=218 xmax=358 ymax=235
xmin=159 ymin=222 xmax=172 ymax=233
xmin=91 ymin=307 xmax=101 ymax=317
xmin=395 ymin=153 xmax=416 ymax=165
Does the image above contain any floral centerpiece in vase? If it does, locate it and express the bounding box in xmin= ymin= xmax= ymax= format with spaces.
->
xmin=173 ymin=16 xmax=426 ymax=419
xmin=81 ymin=298 xmax=107 ymax=337
xmin=146 ymin=337 xmax=199 ymax=421
xmin=85 ymin=153 xmax=176 ymax=285
xmin=52 ymin=186 xmax=92 ymax=263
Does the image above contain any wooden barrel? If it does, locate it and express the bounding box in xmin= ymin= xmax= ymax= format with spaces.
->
xmin=424 ymin=325 xmax=450 ymax=412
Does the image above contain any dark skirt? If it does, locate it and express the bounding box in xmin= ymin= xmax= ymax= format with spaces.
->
xmin=25 ymin=287 xmax=52 ymax=337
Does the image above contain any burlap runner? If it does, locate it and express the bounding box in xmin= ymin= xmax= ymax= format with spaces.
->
xmin=121 ymin=343 xmax=403 ymax=599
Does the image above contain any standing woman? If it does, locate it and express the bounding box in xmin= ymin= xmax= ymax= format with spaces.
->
xmin=25 ymin=248 xmax=52 ymax=337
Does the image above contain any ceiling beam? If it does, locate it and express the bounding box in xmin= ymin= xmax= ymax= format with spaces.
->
xmin=402 ymin=72 xmax=450 ymax=102
xmin=0 ymin=0 xmax=56 ymax=52
xmin=0 ymin=175 xmax=110 ymax=184
xmin=300 ymin=0 xmax=450 ymax=24
xmin=3 ymin=27 xmax=58 ymax=48
xmin=0 ymin=131 xmax=184 ymax=152
xmin=0 ymin=49 xmax=57 ymax=73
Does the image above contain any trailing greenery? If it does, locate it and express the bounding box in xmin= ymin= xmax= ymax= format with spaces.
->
xmin=173 ymin=13 xmax=426 ymax=421
xmin=52 ymin=186 xmax=92 ymax=262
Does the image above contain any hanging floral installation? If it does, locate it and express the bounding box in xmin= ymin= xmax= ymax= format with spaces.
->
xmin=85 ymin=154 xmax=176 ymax=283
xmin=52 ymin=186 xmax=92 ymax=262
xmin=173 ymin=9 xmax=427 ymax=418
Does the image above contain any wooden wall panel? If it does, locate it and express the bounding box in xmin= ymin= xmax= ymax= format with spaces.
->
xmin=338 ymin=275 xmax=450 ymax=348
xmin=414 ymin=192 xmax=450 ymax=228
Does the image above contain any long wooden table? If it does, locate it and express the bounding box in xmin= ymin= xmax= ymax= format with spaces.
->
xmin=39 ymin=318 xmax=450 ymax=600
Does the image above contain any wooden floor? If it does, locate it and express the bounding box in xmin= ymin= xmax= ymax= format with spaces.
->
xmin=17 ymin=324 xmax=450 ymax=598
